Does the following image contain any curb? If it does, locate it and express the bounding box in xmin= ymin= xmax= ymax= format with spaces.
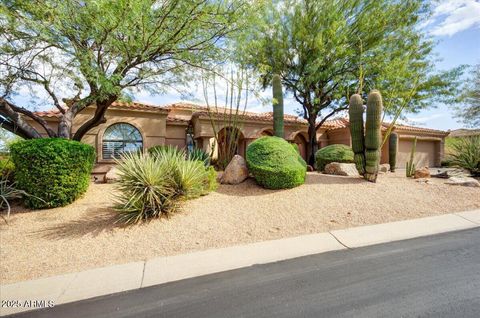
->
xmin=1 ymin=209 xmax=479 ymax=316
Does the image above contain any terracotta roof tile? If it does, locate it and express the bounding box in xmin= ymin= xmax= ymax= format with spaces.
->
xmin=321 ymin=117 xmax=448 ymax=135
xmin=168 ymin=102 xmax=306 ymax=124
xmin=33 ymin=101 xmax=167 ymax=118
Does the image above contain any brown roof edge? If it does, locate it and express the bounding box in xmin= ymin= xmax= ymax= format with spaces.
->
xmin=33 ymin=101 xmax=169 ymax=118
xmin=320 ymin=117 xmax=448 ymax=136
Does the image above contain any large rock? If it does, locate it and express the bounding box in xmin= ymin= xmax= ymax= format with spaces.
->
xmin=414 ymin=167 xmax=430 ymax=179
xmin=445 ymin=177 xmax=480 ymax=187
xmin=379 ymin=164 xmax=390 ymax=173
xmin=324 ymin=162 xmax=359 ymax=177
xmin=220 ymin=155 xmax=249 ymax=185
xmin=104 ymin=166 xmax=121 ymax=183
xmin=431 ymin=168 xmax=471 ymax=179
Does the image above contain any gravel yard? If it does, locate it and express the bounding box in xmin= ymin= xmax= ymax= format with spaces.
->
xmin=1 ymin=171 xmax=479 ymax=284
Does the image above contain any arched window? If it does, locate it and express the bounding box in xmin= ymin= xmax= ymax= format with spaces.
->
xmin=102 ymin=123 xmax=143 ymax=159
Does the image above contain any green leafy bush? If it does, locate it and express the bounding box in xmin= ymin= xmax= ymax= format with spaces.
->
xmin=9 ymin=138 xmax=95 ymax=209
xmin=0 ymin=158 xmax=15 ymax=181
xmin=115 ymin=150 xmax=217 ymax=224
xmin=203 ymin=166 xmax=218 ymax=194
xmin=246 ymin=136 xmax=306 ymax=189
xmin=445 ymin=136 xmax=480 ymax=176
xmin=315 ymin=144 xmax=354 ymax=171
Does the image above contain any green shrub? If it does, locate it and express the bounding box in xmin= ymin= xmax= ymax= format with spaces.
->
xmin=315 ymin=144 xmax=354 ymax=171
xmin=10 ymin=138 xmax=95 ymax=209
xmin=188 ymin=148 xmax=211 ymax=167
xmin=445 ymin=136 xmax=480 ymax=176
xmin=203 ymin=166 xmax=218 ymax=194
xmin=0 ymin=158 xmax=15 ymax=181
xmin=246 ymin=136 xmax=306 ymax=189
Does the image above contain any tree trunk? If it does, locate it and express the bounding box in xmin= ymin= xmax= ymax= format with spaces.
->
xmin=72 ymin=97 xmax=116 ymax=141
xmin=307 ymin=115 xmax=318 ymax=165
xmin=58 ymin=110 xmax=74 ymax=139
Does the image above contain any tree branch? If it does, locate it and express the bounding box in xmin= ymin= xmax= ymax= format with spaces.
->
xmin=0 ymin=98 xmax=56 ymax=137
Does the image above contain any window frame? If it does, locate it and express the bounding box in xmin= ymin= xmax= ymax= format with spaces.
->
xmin=102 ymin=123 xmax=143 ymax=160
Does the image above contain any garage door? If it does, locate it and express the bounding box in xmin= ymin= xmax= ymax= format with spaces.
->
xmin=398 ymin=139 xmax=437 ymax=168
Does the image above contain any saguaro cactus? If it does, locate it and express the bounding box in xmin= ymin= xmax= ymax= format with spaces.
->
xmin=348 ymin=94 xmax=365 ymax=175
xmin=389 ymin=132 xmax=398 ymax=172
xmin=272 ymin=74 xmax=284 ymax=138
xmin=348 ymin=90 xmax=383 ymax=182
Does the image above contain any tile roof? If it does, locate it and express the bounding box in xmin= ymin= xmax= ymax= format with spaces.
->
xmin=168 ymin=102 xmax=307 ymax=124
xmin=321 ymin=117 xmax=448 ymax=135
xmin=33 ymin=101 xmax=167 ymax=118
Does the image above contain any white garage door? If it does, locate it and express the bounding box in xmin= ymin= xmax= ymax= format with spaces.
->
xmin=398 ymin=139 xmax=437 ymax=168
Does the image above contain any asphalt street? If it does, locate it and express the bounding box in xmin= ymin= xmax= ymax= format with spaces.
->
xmin=9 ymin=228 xmax=480 ymax=318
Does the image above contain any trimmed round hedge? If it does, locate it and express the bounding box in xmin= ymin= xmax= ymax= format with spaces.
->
xmin=10 ymin=138 xmax=95 ymax=209
xmin=246 ymin=136 xmax=307 ymax=189
xmin=315 ymin=144 xmax=354 ymax=171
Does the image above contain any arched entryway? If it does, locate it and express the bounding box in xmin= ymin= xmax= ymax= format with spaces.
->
xmin=293 ymin=132 xmax=308 ymax=161
xmin=216 ymin=126 xmax=245 ymax=168
xmin=260 ymin=128 xmax=274 ymax=137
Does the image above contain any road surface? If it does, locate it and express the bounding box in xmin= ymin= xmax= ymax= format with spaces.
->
xmin=9 ymin=228 xmax=480 ymax=318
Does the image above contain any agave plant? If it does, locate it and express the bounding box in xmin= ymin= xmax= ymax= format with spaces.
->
xmin=0 ymin=176 xmax=43 ymax=221
xmin=446 ymin=136 xmax=480 ymax=176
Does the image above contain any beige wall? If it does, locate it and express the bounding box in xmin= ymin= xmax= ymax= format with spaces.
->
xmin=326 ymin=128 xmax=351 ymax=146
xmin=397 ymin=138 xmax=440 ymax=168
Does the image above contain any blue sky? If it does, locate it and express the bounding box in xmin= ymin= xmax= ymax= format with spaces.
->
xmin=135 ymin=0 xmax=480 ymax=131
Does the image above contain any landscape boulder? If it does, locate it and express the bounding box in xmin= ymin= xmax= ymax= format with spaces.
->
xmin=445 ymin=177 xmax=480 ymax=188
xmin=379 ymin=164 xmax=390 ymax=173
xmin=104 ymin=166 xmax=121 ymax=183
xmin=431 ymin=168 xmax=471 ymax=179
xmin=220 ymin=155 xmax=249 ymax=185
xmin=324 ymin=162 xmax=359 ymax=177
xmin=414 ymin=167 xmax=430 ymax=179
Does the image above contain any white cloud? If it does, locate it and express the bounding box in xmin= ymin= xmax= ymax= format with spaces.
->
xmin=427 ymin=0 xmax=480 ymax=36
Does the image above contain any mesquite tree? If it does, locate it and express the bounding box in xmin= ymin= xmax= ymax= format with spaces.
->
xmin=0 ymin=0 xmax=245 ymax=140
xmin=238 ymin=0 xmax=462 ymax=165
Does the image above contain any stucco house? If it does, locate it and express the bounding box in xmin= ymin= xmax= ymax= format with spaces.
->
xmin=30 ymin=101 xmax=448 ymax=178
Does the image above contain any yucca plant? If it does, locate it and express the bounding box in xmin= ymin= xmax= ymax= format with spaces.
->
xmin=0 ymin=178 xmax=26 ymax=220
xmin=114 ymin=153 xmax=178 ymax=224
xmin=446 ymin=136 xmax=480 ymax=176
xmin=188 ymin=148 xmax=211 ymax=167
xmin=148 ymin=145 xmax=185 ymax=158
xmin=115 ymin=148 xmax=216 ymax=224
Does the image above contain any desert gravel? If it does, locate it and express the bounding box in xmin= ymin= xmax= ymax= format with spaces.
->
xmin=1 ymin=172 xmax=479 ymax=284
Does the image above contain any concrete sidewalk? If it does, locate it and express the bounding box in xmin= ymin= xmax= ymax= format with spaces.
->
xmin=1 ymin=209 xmax=479 ymax=316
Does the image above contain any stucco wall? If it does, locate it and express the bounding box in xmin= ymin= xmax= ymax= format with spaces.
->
xmin=326 ymin=128 xmax=351 ymax=146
